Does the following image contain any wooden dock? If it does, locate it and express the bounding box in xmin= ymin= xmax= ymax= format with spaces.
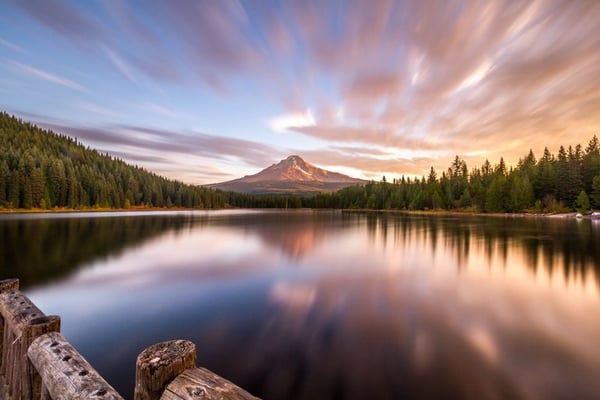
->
xmin=0 ymin=279 xmax=259 ymax=400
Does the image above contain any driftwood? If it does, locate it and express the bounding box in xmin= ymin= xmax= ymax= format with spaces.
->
xmin=27 ymin=331 xmax=124 ymax=400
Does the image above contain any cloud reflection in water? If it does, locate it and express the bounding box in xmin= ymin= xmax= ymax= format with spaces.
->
xmin=18 ymin=211 xmax=600 ymax=400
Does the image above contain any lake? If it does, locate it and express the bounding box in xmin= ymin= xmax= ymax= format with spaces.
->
xmin=2 ymin=210 xmax=600 ymax=400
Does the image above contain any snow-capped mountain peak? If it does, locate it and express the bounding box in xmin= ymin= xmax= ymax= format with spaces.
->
xmin=208 ymin=155 xmax=364 ymax=194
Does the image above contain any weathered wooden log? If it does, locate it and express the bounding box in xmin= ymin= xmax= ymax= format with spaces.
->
xmin=28 ymin=331 xmax=124 ymax=400
xmin=0 ymin=279 xmax=19 ymax=373
xmin=160 ymin=368 xmax=259 ymax=400
xmin=0 ymin=280 xmax=59 ymax=400
xmin=0 ymin=279 xmax=19 ymax=293
xmin=22 ymin=316 xmax=61 ymax=400
xmin=135 ymin=340 xmax=197 ymax=400
xmin=1 ymin=317 xmax=16 ymax=398
xmin=0 ymin=289 xmax=46 ymax=335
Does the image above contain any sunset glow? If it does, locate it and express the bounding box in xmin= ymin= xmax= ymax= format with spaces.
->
xmin=1 ymin=0 xmax=598 ymax=183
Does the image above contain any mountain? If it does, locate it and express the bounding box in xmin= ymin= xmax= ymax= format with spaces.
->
xmin=208 ymin=155 xmax=365 ymax=194
xmin=0 ymin=112 xmax=320 ymax=210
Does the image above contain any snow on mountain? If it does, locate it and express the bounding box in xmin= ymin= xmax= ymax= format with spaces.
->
xmin=207 ymin=155 xmax=364 ymax=194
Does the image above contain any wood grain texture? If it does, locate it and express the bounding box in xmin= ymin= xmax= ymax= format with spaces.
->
xmin=160 ymin=368 xmax=259 ymax=400
xmin=0 ymin=279 xmax=20 ymax=382
xmin=28 ymin=331 xmax=124 ymax=400
xmin=0 ymin=289 xmax=46 ymax=335
xmin=23 ymin=316 xmax=61 ymax=400
xmin=135 ymin=340 xmax=197 ymax=400
xmin=0 ymin=280 xmax=60 ymax=400
xmin=0 ymin=279 xmax=19 ymax=292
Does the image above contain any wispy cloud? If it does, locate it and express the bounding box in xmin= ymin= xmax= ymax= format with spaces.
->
xmin=102 ymin=46 xmax=139 ymax=85
xmin=7 ymin=0 xmax=104 ymax=43
xmin=7 ymin=61 xmax=87 ymax=92
xmin=29 ymin=117 xmax=281 ymax=183
xmin=0 ymin=37 xmax=25 ymax=53
xmin=268 ymin=109 xmax=315 ymax=133
xmin=3 ymin=0 xmax=600 ymax=181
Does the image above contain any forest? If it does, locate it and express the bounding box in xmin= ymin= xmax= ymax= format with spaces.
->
xmin=0 ymin=112 xmax=299 ymax=210
xmin=1 ymin=111 xmax=598 ymax=213
xmin=308 ymin=137 xmax=600 ymax=213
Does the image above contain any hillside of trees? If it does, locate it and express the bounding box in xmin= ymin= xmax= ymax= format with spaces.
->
xmin=0 ymin=112 xmax=300 ymax=210
xmin=307 ymin=137 xmax=600 ymax=213
xmin=2 ymin=111 xmax=598 ymax=213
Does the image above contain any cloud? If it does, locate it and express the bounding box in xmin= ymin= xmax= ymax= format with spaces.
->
xmin=290 ymin=124 xmax=437 ymax=151
xmin=28 ymin=117 xmax=281 ymax=183
xmin=343 ymin=73 xmax=405 ymax=104
xmin=116 ymin=125 xmax=278 ymax=168
xmin=102 ymin=46 xmax=139 ymax=84
xmin=300 ymin=148 xmax=440 ymax=178
xmin=4 ymin=0 xmax=600 ymax=180
xmin=98 ymin=150 xmax=171 ymax=165
xmin=279 ymin=0 xmax=600 ymax=174
xmin=8 ymin=0 xmax=105 ymax=43
xmin=0 ymin=37 xmax=25 ymax=53
xmin=6 ymin=61 xmax=87 ymax=92
xmin=268 ymin=109 xmax=315 ymax=133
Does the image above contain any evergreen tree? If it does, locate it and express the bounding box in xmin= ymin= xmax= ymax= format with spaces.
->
xmin=0 ymin=160 xmax=8 ymax=205
xmin=2 ymin=111 xmax=600 ymax=213
xmin=0 ymin=112 xmax=235 ymax=210
xmin=591 ymin=176 xmax=600 ymax=208
xmin=575 ymin=191 xmax=590 ymax=212
xmin=485 ymin=175 xmax=508 ymax=212
xmin=8 ymin=170 xmax=19 ymax=208
xmin=584 ymin=135 xmax=600 ymax=194
xmin=31 ymin=168 xmax=44 ymax=207
xmin=536 ymin=147 xmax=555 ymax=199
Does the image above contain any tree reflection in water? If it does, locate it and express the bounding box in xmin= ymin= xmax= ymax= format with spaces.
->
xmin=3 ymin=211 xmax=599 ymax=400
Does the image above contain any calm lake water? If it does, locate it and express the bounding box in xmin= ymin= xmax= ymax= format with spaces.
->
xmin=2 ymin=210 xmax=600 ymax=400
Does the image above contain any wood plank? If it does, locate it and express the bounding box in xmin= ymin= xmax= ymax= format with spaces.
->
xmin=0 ymin=290 xmax=46 ymax=334
xmin=28 ymin=331 xmax=124 ymax=400
xmin=22 ymin=316 xmax=61 ymax=400
xmin=0 ymin=375 xmax=9 ymax=399
xmin=0 ymin=282 xmax=58 ymax=400
xmin=160 ymin=368 xmax=259 ymax=400
xmin=0 ymin=278 xmax=20 ymax=385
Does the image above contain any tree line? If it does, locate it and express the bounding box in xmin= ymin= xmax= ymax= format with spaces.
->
xmin=307 ymin=137 xmax=600 ymax=213
xmin=2 ymin=111 xmax=599 ymax=213
xmin=0 ymin=112 xmax=298 ymax=210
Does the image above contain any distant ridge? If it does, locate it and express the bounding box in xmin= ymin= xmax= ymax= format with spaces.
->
xmin=208 ymin=155 xmax=365 ymax=194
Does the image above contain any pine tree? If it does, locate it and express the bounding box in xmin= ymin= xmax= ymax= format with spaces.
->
xmin=486 ymin=175 xmax=507 ymax=212
xmin=8 ymin=170 xmax=20 ymax=208
xmin=592 ymin=176 xmax=600 ymax=208
xmin=575 ymin=191 xmax=590 ymax=212
xmin=584 ymin=135 xmax=600 ymax=194
xmin=30 ymin=168 xmax=44 ymax=207
xmin=0 ymin=160 xmax=8 ymax=205
xmin=536 ymin=147 xmax=555 ymax=199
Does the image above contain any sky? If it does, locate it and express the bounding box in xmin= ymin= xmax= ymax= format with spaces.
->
xmin=0 ymin=0 xmax=599 ymax=184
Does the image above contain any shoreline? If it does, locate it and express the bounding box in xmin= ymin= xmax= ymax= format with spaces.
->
xmin=0 ymin=207 xmax=594 ymax=219
xmin=340 ymin=209 xmax=593 ymax=219
xmin=0 ymin=206 xmax=213 ymax=214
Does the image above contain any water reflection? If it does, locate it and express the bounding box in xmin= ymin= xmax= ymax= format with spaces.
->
xmin=4 ymin=211 xmax=599 ymax=400
xmin=362 ymin=213 xmax=600 ymax=288
xmin=0 ymin=211 xmax=199 ymax=288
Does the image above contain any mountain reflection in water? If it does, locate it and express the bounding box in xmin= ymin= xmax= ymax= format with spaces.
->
xmin=2 ymin=210 xmax=598 ymax=400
